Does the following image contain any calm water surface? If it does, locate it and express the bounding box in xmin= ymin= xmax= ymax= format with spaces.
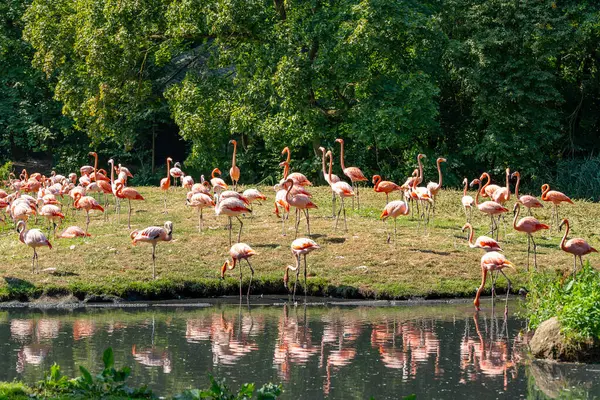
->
xmin=1 ymin=300 xmax=599 ymax=399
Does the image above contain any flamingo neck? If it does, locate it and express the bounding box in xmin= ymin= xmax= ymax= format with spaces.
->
xmin=481 ymin=173 xmax=491 ymax=196
xmin=541 ymin=185 xmax=549 ymax=201
xmin=467 ymin=225 xmax=475 ymax=247
xmin=282 ymin=163 xmax=289 ymax=180
xmin=232 ymin=142 xmax=237 ymax=167
xmin=92 ymin=154 xmax=98 ymax=181
xmin=285 ymin=179 xmax=293 ymax=201
xmin=339 ymin=142 xmax=346 ymax=171
xmin=560 ymin=221 xmax=569 ymax=251
xmin=514 ymin=174 xmax=520 ymax=198
xmin=474 ymin=181 xmax=481 ymax=207
xmin=437 ymin=160 xmax=443 ymax=187
xmin=463 ymin=180 xmax=467 ymax=196
xmin=513 ymin=204 xmax=520 ymax=230
xmin=474 ymin=268 xmax=488 ymax=310
xmin=505 ymin=169 xmax=510 ymax=189
xmin=373 ymin=175 xmax=381 ymax=189
xmin=321 ymin=151 xmax=327 ymax=177
xmin=328 ymin=153 xmax=333 ymax=186
xmin=417 ymin=157 xmax=423 ymax=183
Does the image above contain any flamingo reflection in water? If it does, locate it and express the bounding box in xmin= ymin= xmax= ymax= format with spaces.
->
xmin=370 ymin=319 xmax=441 ymax=380
xmin=73 ymin=319 xmax=96 ymax=340
xmin=210 ymin=311 xmax=263 ymax=366
xmin=131 ymin=316 xmax=172 ymax=373
xmin=16 ymin=344 xmax=50 ymax=373
xmin=459 ymin=313 xmax=519 ymax=390
xmin=273 ymin=305 xmax=319 ymax=381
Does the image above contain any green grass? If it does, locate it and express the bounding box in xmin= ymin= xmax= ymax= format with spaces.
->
xmin=0 ymin=185 xmax=597 ymax=302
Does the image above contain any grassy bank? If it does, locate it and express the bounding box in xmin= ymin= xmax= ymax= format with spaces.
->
xmin=0 ymin=185 xmax=597 ymax=302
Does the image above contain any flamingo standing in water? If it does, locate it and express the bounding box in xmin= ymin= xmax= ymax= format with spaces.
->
xmin=541 ymin=184 xmax=573 ymax=229
xmin=16 ymin=220 xmax=52 ymax=273
xmin=470 ymin=178 xmax=508 ymax=240
xmin=513 ymin=203 xmax=549 ymax=270
xmin=284 ymin=178 xmax=317 ymax=237
xmin=319 ymin=146 xmax=340 ymax=217
xmin=372 ymin=175 xmax=401 ymax=204
xmin=511 ymin=171 xmax=543 ymax=215
xmin=426 ymin=157 xmax=447 ymax=211
xmin=229 ymin=140 xmax=240 ymax=190
xmin=159 ymin=157 xmax=173 ymax=213
xmin=73 ymin=192 xmax=104 ymax=234
xmin=559 ymin=219 xmax=597 ymax=275
xmin=283 ymin=238 xmax=320 ymax=302
xmin=461 ymin=223 xmax=502 ymax=252
xmin=115 ymin=182 xmax=144 ymax=229
xmin=130 ymin=221 xmax=173 ymax=279
xmin=380 ymin=200 xmax=409 ymax=243
xmin=220 ymin=243 xmax=257 ymax=300
xmin=327 ymin=151 xmax=353 ymax=232
xmin=461 ymin=178 xmax=474 ymax=223
xmin=215 ymin=197 xmax=251 ymax=245
xmin=335 ymin=138 xmax=367 ymax=209
xmin=474 ymin=251 xmax=515 ymax=315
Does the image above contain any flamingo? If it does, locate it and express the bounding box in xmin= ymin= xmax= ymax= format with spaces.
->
xmin=130 ymin=221 xmax=173 ymax=279
xmin=273 ymin=184 xmax=290 ymax=236
xmin=427 ymin=157 xmax=447 ymax=210
xmin=319 ymin=146 xmax=340 ymax=217
xmin=470 ymin=178 xmax=508 ymax=240
xmin=511 ymin=171 xmax=543 ymax=215
xmin=479 ymin=172 xmax=501 ymax=198
xmin=182 ymin=174 xmax=194 ymax=190
xmin=474 ymin=251 xmax=515 ymax=315
xmin=372 ymin=175 xmax=401 ymax=204
xmin=115 ymin=182 xmax=144 ymax=229
xmin=541 ymin=184 xmax=573 ymax=228
xmin=401 ymin=168 xmax=420 ymax=218
xmin=229 ymin=140 xmax=241 ymax=190
xmin=283 ymin=238 xmax=320 ymax=302
xmin=58 ymin=226 xmax=91 ymax=239
xmin=559 ymin=219 xmax=597 ymax=275
xmin=491 ymin=168 xmax=511 ymax=205
xmin=170 ymin=162 xmax=184 ymax=188
xmin=281 ymin=147 xmax=312 ymax=186
xmin=242 ymin=188 xmax=267 ymax=216
xmin=159 ymin=157 xmax=173 ymax=213
xmin=38 ymin=204 xmax=65 ymax=237
xmin=380 ymin=200 xmax=409 ymax=243
xmin=512 ymin=203 xmax=549 ymax=270
xmin=88 ymin=152 xmax=109 ymax=182
xmin=186 ymin=192 xmax=215 ymax=232
xmin=284 ymin=178 xmax=317 ymax=237
xmin=215 ymin=197 xmax=251 ymax=245
xmin=73 ymin=192 xmax=104 ymax=234
xmin=461 ymin=178 xmax=474 ymax=223
xmin=461 ymin=223 xmax=502 ymax=252
xmin=220 ymin=243 xmax=257 ymax=300
xmin=335 ymin=138 xmax=367 ymax=209
xmin=16 ymin=220 xmax=52 ymax=273
xmin=210 ymin=168 xmax=228 ymax=195
xmin=327 ymin=151 xmax=354 ymax=232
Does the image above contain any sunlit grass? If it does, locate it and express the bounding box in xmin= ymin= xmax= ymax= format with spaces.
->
xmin=0 ymin=185 xmax=596 ymax=301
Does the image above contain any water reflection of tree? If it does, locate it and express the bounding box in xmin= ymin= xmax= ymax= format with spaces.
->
xmin=459 ymin=312 xmax=519 ymax=390
xmin=370 ymin=318 xmax=440 ymax=380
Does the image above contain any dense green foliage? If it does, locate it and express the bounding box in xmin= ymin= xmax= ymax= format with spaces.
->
xmin=2 ymin=0 xmax=600 ymax=192
xmin=526 ymin=262 xmax=600 ymax=341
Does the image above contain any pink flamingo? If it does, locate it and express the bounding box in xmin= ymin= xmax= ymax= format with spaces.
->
xmin=461 ymin=178 xmax=474 ymax=223
xmin=159 ymin=157 xmax=172 ymax=213
xmin=491 ymin=168 xmax=511 ymax=205
xmin=115 ymin=182 xmax=144 ymax=229
xmin=73 ymin=192 xmax=104 ymax=234
xmin=210 ymin=168 xmax=228 ymax=194
xmin=559 ymin=219 xmax=597 ymax=275
xmin=327 ymin=151 xmax=353 ymax=232
xmin=243 ymin=188 xmax=267 ymax=216
xmin=130 ymin=221 xmax=173 ymax=279
xmin=215 ymin=197 xmax=251 ymax=245
xmin=474 ymin=251 xmax=515 ymax=315
xmin=186 ymin=192 xmax=215 ymax=232
xmin=58 ymin=226 xmax=91 ymax=239
xmin=427 ymin=157 xmax=447 ymax=209
xmin=38 ymin=204 xmax=65 ymax=237
xmin=284 ymin=178 xmax=317 ymax=238
xmin=220 ymin=243 xmax=257 ymax=299
xmin=461 ymin=223 xmax=502 ymax=252
xmin=511 ymin=171 xmax=543 ymax=215
xmin=16 ymin=220 xmax=52 ymax=273
xmin=513 ymin=203 xmax=549 ymax=270
xmin=229 ymin=140 xmax=240 ymax=190
xmin=274 ymin=184 xmax=290 ymax=236
xmin=283 ymin=238 xmax=320 ymax=302
xmin=281 ymin=147 xmax=312 ymax=186
xmin=470 ymin=178 xmax=508 ymax=239
xmin=170 ymin=162 xmax=184 ymax=188
xmin=319 ymin=146 xmax=340 ymax=217
xmin=541 ymin=184 xmax=573 ymax=228
xmin=380 ymin=200 xmax=409 ymax=243
xmin=335 ymin=138 xmax=367 ymax=209
xmin=372 ymin=175 xmax=401 ymax=204
xmin=182 ymin=174 xmax=194 ymax=190
xmin=479 ymin=172 xmax=501 ymax=198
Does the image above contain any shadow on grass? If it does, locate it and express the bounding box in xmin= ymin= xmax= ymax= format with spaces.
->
xmin=254 ymin=243 xmax=280 ymax=249
xmin=410 ymin=248 xmax=452 ymax=256
xmin=48 ymin=271 xmax=79 ymax=277
xmin=3 ymin=277 xmax=37 ymax=301
xmin=323 ymin=237 xmax=346 ymax=244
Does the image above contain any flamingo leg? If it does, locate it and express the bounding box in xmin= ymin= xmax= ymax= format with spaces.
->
xmin=103 ymin=194 xmax=108 ymax=221
xmin=294 ymin=208 xmax=300 ymax=239
xmin=246 ymin=259 xmax=254 ymax=299
xmin=385 ymin=220 xmax=390 ymax=244
xmin=304 ymin=254 xmax=308 ymax=302
xmin=239 ymin=260 xmax=243 ymax=300
xmin=292 ymin=255 xmax=300 ymax=303
xmin=31 ymin=249 xmax=36 ymax=274
xmin=128 ymin=199 xmax=132 ymax=229
xmin=526 ymin=235 xmax=531 ymax=271
xmin=85 ymin=211 xmax=90 ymax=235
xmin=281 ymin=207 xmax=286 ymax=236
xmin=351 ymin=182 xmax=355 ymax=209
xmin=385 ymin=193 xmax=389 ymax=205
xmin=331 ymin=191 xmax=336 ymax=218
xmin=198 ymin=208 xmax=202 ymax=233
xmin=305 ymin=209 xmax=310 ymax=236
xmin=342 ymin=197 xmax=347 ymax=231
xmin=499 ymin=270 xmax=511 ymax=317
xmin=573 ymin=255 xmax=577 ymax=276
xmin=394 ymin=218 xmax=397 ymax=240
xmin=236 ymin=215 xmax=243 ymax=244
xmin=152 ymin=243 xmax=157 ymax=279
xmin=228 ymin=217 xmax=232 ymax=246
xmin=335 ymin=199 xmax=342 ymax=231
xmin=531 ymin=235 xmax=538 ymax=270
xmin=356 ymin=182 xmax=360 ymax=209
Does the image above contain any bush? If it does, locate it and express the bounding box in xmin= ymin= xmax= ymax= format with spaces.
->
xmin=525 ymin=262 xmax=600 ymax=341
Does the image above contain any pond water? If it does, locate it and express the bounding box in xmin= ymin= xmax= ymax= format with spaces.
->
xmin=1 ymin=299 xmax=599 ymax=399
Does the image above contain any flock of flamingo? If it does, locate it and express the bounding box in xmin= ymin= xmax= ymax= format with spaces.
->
xmin=1 ymin=138 xmax=596 ymax=311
